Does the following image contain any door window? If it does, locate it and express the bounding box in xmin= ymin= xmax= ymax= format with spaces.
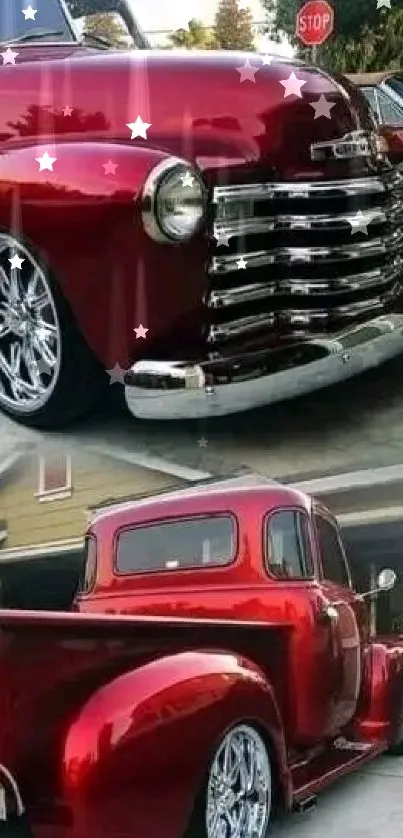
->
xmin=377 ymin=90 xmax=403 ymax=125
xmin=265 ymin=510 xmax=314 ymax=579
xmin=315 ymin=515 xmax=351 ymax=588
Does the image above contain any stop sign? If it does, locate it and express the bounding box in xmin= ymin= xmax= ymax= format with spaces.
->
xmin=296 ymin=0 xmax=334 ymax=46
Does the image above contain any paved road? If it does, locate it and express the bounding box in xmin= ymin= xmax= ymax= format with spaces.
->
xmin=2 ymin=354 xmax=403 ymax=478
xmin=276 ymin=756 xmax=403 ymax=838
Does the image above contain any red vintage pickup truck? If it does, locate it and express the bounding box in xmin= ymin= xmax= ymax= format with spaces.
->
xmin=0 ymin=0 xmax=403 ymax=429
xmin=0 ymin=478 xmax=402 ymax=838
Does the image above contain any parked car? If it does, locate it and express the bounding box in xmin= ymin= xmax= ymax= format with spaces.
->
xmin=0 ymin=478 xmax=403 ymax=838
xmin=1 ymin=0 xmax=403 ymax=429
xmin=346 ymin=71 xmax=403 ymax=163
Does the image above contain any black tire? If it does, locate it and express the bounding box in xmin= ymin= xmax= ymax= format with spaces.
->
xmin=0 ymin=232 xmax=108 ymax=430
xmin=183 ymin=723 xmax=274 ymax=838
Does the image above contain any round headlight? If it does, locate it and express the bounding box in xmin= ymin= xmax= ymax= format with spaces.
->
xmin=142 ymin=158 xmax=206 ymax=243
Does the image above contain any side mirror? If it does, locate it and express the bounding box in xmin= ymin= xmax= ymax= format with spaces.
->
xmin=377 ymin=568 xmax=397 ymax=592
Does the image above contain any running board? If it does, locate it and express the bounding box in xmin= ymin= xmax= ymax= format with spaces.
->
xmin=292 ymin=737 xmax=386 ymax=804
xmin=293 ymin=794 xmax=318 ymax=814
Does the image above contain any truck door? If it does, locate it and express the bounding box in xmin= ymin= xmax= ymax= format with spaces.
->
xmin=313 ymin=510 xmax=367 ymax=734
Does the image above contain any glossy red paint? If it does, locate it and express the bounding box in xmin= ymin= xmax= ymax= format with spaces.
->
xmin=0 ymin=43 xmax=378 ymax=370
xmin=2 ymin=483 xmax=403 ymax=838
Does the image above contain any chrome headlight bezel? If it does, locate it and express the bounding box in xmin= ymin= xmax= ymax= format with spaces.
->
xmin=141 ymin=157 xmax=207 ymax=243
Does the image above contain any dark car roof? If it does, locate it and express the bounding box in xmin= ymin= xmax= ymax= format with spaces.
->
xmin=346 ymin=71 xmax=396 ymax=87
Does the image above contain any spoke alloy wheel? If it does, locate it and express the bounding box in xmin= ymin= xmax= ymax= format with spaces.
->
xmin=0 ymin=233 xmax=61 ymax=414
xmin=206 ymin=725 xmax=271 ymax=838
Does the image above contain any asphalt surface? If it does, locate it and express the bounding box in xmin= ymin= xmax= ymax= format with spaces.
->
xmin=276 ymin=756 xmax=403 ymax=838
xmin=2 ymin=352 xmax=403 ymax=479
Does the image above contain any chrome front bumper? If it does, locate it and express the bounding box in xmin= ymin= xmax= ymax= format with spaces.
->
xmin=124 ymin=314 xmax=403 ymax=420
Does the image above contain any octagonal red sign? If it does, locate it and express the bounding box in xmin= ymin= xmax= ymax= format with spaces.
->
xmin=296 ymin=0 xmax=334 ymax=46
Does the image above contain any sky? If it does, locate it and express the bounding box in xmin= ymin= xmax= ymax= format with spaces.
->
xmin=127 ymin=0 xmax=294 ymax=54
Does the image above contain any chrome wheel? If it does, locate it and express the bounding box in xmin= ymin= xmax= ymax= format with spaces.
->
xmin=206 ymin=724 xmax=271 ymax=838
xmin=0 ymin=233 xmax=61 ymax=414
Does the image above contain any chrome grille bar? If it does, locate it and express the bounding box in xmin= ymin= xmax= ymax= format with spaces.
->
xmin=212 ymin=173 xmax=403 ymax=203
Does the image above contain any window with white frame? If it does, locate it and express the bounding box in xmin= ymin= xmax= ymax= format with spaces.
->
xmin=36 ymin=453 xmax=73 ymax=502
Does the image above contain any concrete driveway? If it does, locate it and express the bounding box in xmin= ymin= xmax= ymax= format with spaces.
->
xmin=276 ymin=756 xmax=403 ymax=838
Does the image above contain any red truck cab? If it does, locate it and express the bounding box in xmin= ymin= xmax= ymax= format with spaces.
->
xmin=0 ymin=489 xmax=402 ymax=838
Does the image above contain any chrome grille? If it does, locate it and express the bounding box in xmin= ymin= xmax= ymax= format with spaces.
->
xmin=206 ymin=172 xmax=403 ymax=346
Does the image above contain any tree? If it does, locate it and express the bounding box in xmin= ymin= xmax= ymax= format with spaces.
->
xmin=168 ymin=18 xmax=216 ymax=49
xmin=214 ymin=0 xmax=255 ymax=51
xmin=83 ymin=12 xmax=129 ymax=47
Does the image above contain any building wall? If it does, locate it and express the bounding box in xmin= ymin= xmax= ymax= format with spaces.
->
xmin=0 ymin=452 xmax=181 ymax=551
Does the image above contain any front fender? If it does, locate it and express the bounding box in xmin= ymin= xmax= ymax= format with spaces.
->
xmin=357 ymin=640 xmax=403 ymax=744
xmin=62 ymin=650 xmax=290 ymax=838
xmin=0 ymin=142 xmax=207 ymax=367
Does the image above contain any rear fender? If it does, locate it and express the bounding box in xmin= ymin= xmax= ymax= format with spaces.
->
xmin=0 ymin=142 xmax=207 ymax=367
xmin=62 ymin=650 xmax=290 ymax=838
xmin=357 ymin=640 xmax=403 ymax=743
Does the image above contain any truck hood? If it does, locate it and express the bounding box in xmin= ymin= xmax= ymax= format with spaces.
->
xmin=0 ymin=46 xmax=375 ymax=181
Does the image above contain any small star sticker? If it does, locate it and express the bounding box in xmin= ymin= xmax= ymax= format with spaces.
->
xmin=348 ymin=210 xmax=379 ymax=235
xmin=280 ymin=71 xmax=307 ymax=98
xmin=198 ymin=437 xmax=208 ymax=448
xmin=237 ymin=257 xmax=247 ymax=270
xmin=22 ymin=5 xmax=37 ymax=20
xmin=35 ymin=151 xmax=57 ymax=172
xmin=103 ymin=159 xmax=118 ymax=175
xmin=236 ymin=59 xmax=258 ymax=83
xmin=126 ymin=116 xmax=151 ymax=140
xmin=214 ymin=230 xmax=231 ymax=247
xmin=106 ymin=362 xmax=126 ymax=384
xmin=376 ymin=0 xmax=391 ymax=8
xmin=134 ymin=324 xmax=149 ymax=339
xmin=62 ymin=105 xmax=73 ymax=117
xmin=260 ymin=55 xmax=273 ymax=66
xmin=36 ymin=359 xmax=52 ymax=375
xmin=1 ymin=48 xmax=19 ymax=65
xmin=310 ymin=95 xmax=336 ymax=119
xmin=180 ymin=171 xmax=195 ymax=188
xmin=8 ymin=255 xmax=24 ymax=270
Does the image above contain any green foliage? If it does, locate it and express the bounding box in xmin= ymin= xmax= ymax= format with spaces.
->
xmin=214 ymin=0 xmax=255 ymax=50
xmin=83 ymin=11 xmax=129 ymax=47
xmin=262 ymin=0 xmax=403 ymax=73
xmin=168 ymin=18 xmax=216 ymax=49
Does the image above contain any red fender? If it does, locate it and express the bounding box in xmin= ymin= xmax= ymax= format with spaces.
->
xmin=62 ymin=650 xmax=291 ymax=838
xmin=0 ymin=142 xmax=207 ymax=368
xmin=356 ymin=640 xmax=403 ymax=744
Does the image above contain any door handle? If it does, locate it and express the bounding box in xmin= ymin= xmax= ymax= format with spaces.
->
xmin=317 ymin=604 xmax=339 ymax=624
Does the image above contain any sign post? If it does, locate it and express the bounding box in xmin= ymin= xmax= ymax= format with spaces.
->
xmin=296 ymin=0 xmax=334 ymax=63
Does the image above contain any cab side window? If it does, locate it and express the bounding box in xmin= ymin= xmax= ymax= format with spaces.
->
xmin=315 ymin=515 xmax=351 ymax=588
xmin=265 ymin=510 xmax=314 ymax=579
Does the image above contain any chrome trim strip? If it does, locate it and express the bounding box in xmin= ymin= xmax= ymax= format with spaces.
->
xmin=124 ymin=315 xmax=403 ymax=420
xmin=207 ymin=265 xmax=402 ymax=308
xmin=213 ymin=204 xmax=403 ymax=238
xmin=207 ymin=312 xmax=276 ymax=343
xmin=209 ymin=230 xmax=403 ymax=275
xmin=212 ymin=174 xmax=402 ymax=204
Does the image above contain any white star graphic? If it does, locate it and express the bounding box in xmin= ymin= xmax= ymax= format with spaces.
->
xmin=198 ymin=436 xmax=208 ymax=448
xmin=35 ymin=151 xmax=57 ymax=171
xmin=22 ymin=5 xmax=37 ymax=20
xmin=236 ymin=59 xmax=258 ymax=83
xmin=1 ymin=48 xmax=19 ymax=65
xmin=280 ymin=71 xmax=307 ymax=98
xmin=376 ymin=0 xmax=391 ymax=8
xmin=180 ymin=172 xmax=195 ymax=188
xmin=214 ymin=230 xmax=231 ymax=247
xmin=237 ymin=257 xmax=247 ymax=270
xmin=348 ymin=210 xmax=379 ymax=235
xmin=8 ymin=254 xmax=24 ymax=270
xmin=106 ymin=362 xmax=126 ymax=384
xmin=62 ymin=105 xmax=73 ymax=117
xmin=134 ymin=324 xmax=149 ymax=339
xmin=260 ymin=54 xmax=273 ymax=66
xmin=310 ymin=95 xmax=336 ymax=119
xmin=126 ymin=116 xmax=151 ymax=140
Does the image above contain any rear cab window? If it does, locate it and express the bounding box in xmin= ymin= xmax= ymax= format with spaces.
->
xmin=264 ymin=509 xmax=314 ymax=579
xmin=115 ymin=514 xmax=237 ymax=574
